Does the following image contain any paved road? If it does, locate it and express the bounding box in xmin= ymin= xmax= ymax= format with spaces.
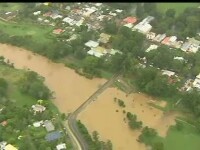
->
xmin=67 ymin=72 xmax=121 ymax=150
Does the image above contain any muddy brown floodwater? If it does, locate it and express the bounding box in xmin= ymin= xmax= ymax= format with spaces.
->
xmin=0 ymin=44 xmax=106 ymax=113
xmin=78 ymin=87 xmax=179 ymax=150
xmin=0 ymin=43 xmax=179 ymax=150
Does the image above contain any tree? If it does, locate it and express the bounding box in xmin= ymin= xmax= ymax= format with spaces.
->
xmin=136 ymin=3 xmax=145 ymax=18
xmin=143 ymin=3 xmax=157 ymax=15
xmin=165 ymin=8 xmax=176 ymax=18
xmin=152 ymin=142 xmax=164 ymax=150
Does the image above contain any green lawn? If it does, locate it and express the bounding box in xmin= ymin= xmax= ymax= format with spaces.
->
xmin=0 ymin=20 xmax=54 ymax=44
xmin=157 ymin=3 xmax=199 ymax=16
xmin=0 ymin=3 xmax=24 ymax=11
xmin=0 ymin=64 xmax=36 ymax=106
xmin=163 ymin=121 xmax=200 ymax=150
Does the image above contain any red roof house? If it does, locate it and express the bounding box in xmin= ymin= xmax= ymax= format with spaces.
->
xmin=53 ymin=29 xmax=64 ymax=34
xmin=123 ymin=17 xmax=137 ymax=24
xmin=161 ymin=37 xmax=170 ymax=45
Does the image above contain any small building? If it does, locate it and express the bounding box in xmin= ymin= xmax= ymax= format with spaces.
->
xmin=85 ymin=40 xmax=99 ymax=48
xmin=146 ymin=32 xmax=156 ymax=40
xmin=174 ymin=57 xmax=184 ymax=61
xmin=161 ymin=37 xmax=170 ymax=45
xmin=56 ymin=143 xmax=67 ymax=150
xmin=87 ymin=46 xmax=107 ymax=58
xmin=133 ymin=23 xmax=152 ymax=34
xmin=99 ymin=33 xmax=111 ymax=44
xmin=181 ymin=42 xmax=191 ymax=52
xmin=5 ymin=144 xmax=18 ymax=150
xmin=53 ymin=29 xmax=64 ymax=35
xmin=146 ymin=44 xmax=158 ymax=52
xmin=115 ymin=9 xmax=123 ymax=13
xmin=153 ymin=34 xmax=166 ymax=43
xmin=45 ymin=131 xmax=62 ymax=142
xmin=44 ymin=120 xmax=55 ymax=132
xmin=32 ymin=104 xmax=46 ymax=113
xmin=162 ymin=70 xmax=175 ymax=77
xmin=107 ymin=49 xmax=122 ymax=55
xmin=1 ymin=120 xmax=8 ymax=126
xmin=123 ymin=16 xmax=137 ymax=24
xmin=33 ymin=120 xmax=43 ymax=127
xmin=0 ymin=141 xmax=7 ymax=150
xmin=33 ymin=11 xmax=41 ymax=16
xmin=123 ymin=23 xmax=133 ymax=28
xmin=193 ymin=74 xmax=200 ymax=89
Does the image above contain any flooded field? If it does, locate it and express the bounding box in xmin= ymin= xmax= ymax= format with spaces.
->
xmin=0 ymin=43 xmax=106 ymax=113
xmin=78 ymin=87 xmax=178 ymax=150
xmin=0 ymin=43 xmax=179 ymax=150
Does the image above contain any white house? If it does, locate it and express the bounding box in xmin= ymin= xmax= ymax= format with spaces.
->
xmin=85 ymin=40 xmax=99 ymax=48
xmin=162 ymin=70 xmax=175 ymax=77
xmin=33 ymin=121 xmax=43 ymax=127
xmin=56 ymin=143 xmax=67 ymax=150
xmin=193 ymin=74 xmax=200 ymax=89
xmin=133 ymin=22 xmax=152 ymax=34
xmin=33 ymin=11 xmax=41 ymax=15
xmin=146 ymin=44 xmax=158 ymax=52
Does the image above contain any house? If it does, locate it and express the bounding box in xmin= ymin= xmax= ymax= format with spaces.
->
xmin=95 ymin=3 xmax=102 ymax=7
xmin=107 ymin=49 xmax=122 ymax=55
xmin=37 ymin=17 xmax=43 ymax=22
xmin=162 ymin=70 xmax=175 ymax=77
xmin=33 ymin=120 xmax=43 ymax=127
xmin=142 ymin=16 xmax=155 ymax=24
xmin=0 ymin=141 xmax=7 ymax=150
xmin=193 ymin=74 xmax=200 ymax=89
xmin=87 ymin=46 xmax=107 ymax=58
xmin=123 ymin=16 xmax=137 ymax=24
xmin=53 ymin=29 xmax=64 ymax=35
xmin=56 ymin=143 xmax=67 ymax=150
xmin=33 ymin=11 xmax=41 ymax=16
xmin=174 ymin=57 xmax=184 ymax=61
xmin=62 ymin=17 xmax=74 ymax=25
xmin=99 ymin=33 xmax=111 ymax=44
xmin=85 ymin=40 xmax=99 ymax=48
xmin=43 ymin=12 xmax=52 ymax=17
xmin=5 ymin=144 xmax=18 ymax=150
xmin=45 ymin=131 xmax=62 ymax=142
xmin=32 ymin=104 xmax=46 ymax=113
xmin=115 ymin=9 xmax=123 ymax=13
xmin=133 ymin=22 xmax=152 ymax=34
xmin=83 ymin=7 xmax=97 ymax=17
xmin=44 ymin=120 xmax=55 ymax=132
xmin=181 ymin=42 xmax=191 ymax=52
xmin=146 ymin=44 xmax=158 ymax=52
xmin=109 ymin=12 xmax=117 ymax=16
xmin=153 ymin=34 xmax=166 ymax=42
xmin=123 ymin=23 xmax=133 ymax=28
xmin=146 ymin=32 xmax=156 ymax=40
xmin=181 ymin=79 xmax=193 ymax=92
xmin=161 ymin=37 xmax=170 ymax=45
xmin=44 ymin=19 xmax=50 ymax=23
xmin=171 ymin=41 xmax=183 ymax=49
xmin=51 ymin=14 xmax=63 ymax=20
xmin=1 ymin=120 xmax=8 ymax=126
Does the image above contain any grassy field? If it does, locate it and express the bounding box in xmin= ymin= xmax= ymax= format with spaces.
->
xmin=157 ymin=3 xmax=199 ymax=16
xmin=0 ymin=64 xmax=36 ymax=107
xmin=0 ymin=20 xmax=54 ymax=44
xmin=163 ymin=121 xmax=200 ymax=150
xmin=0 ymin=3 xmax=24 ymax=11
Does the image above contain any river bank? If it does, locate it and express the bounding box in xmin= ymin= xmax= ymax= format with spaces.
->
xmin=0 ymin=43 xmax=106 ymax=113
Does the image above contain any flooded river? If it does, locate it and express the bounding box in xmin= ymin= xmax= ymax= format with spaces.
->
xmin=0 ymin=43 xmax=106 ymax=113
xmin=0 ymin=43 xmax=178 ymax=150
